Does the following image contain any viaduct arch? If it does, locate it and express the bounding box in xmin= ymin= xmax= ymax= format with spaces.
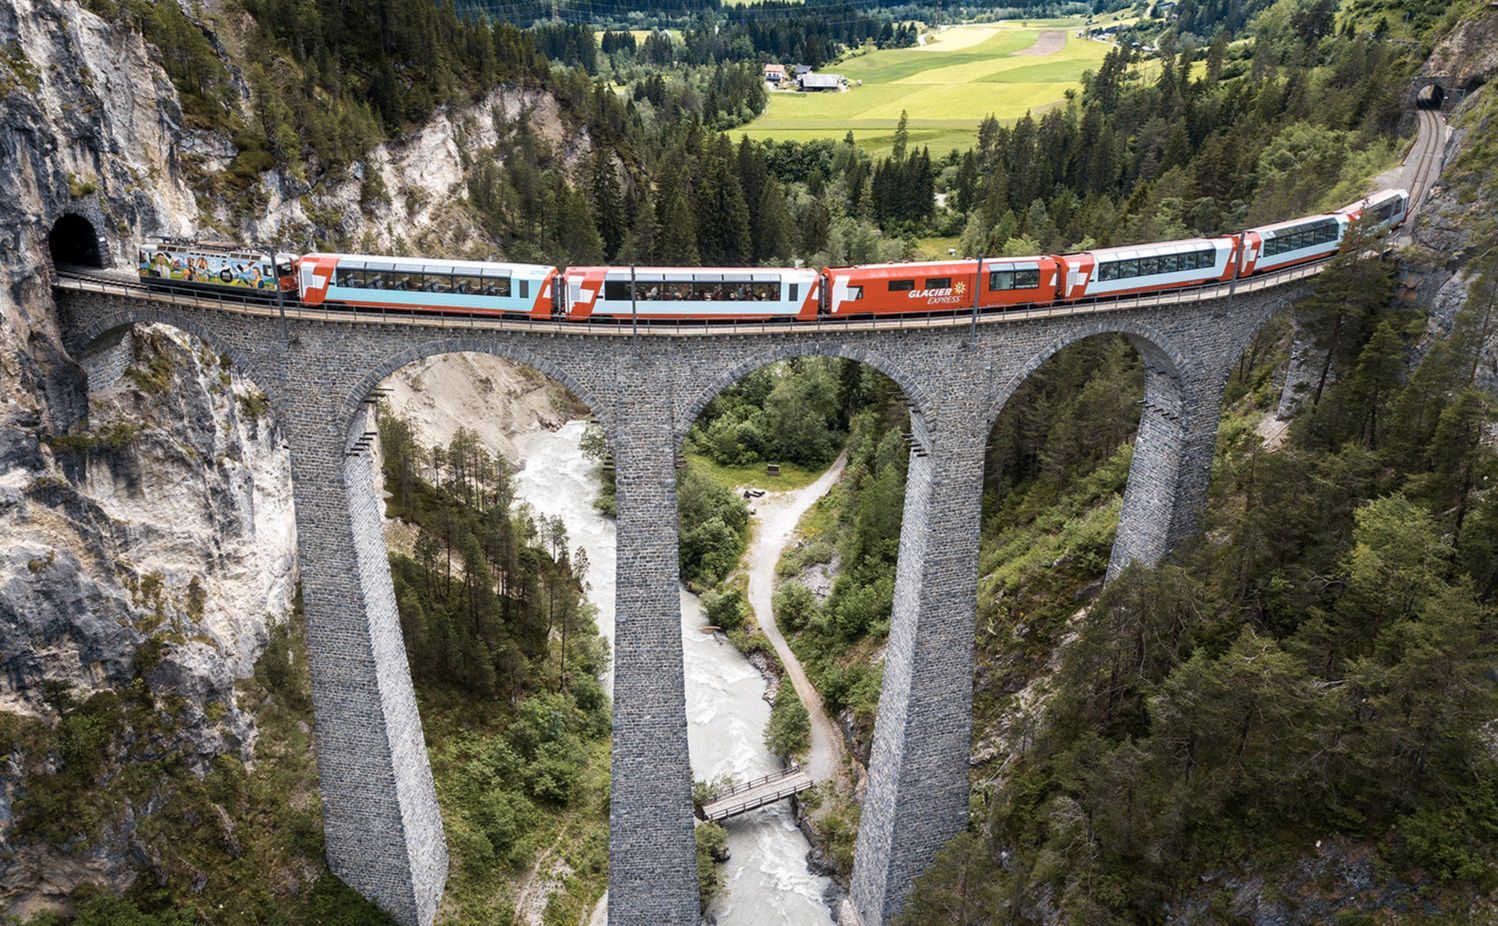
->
xmin=52 ymin=277 xmax=1312 ymax=926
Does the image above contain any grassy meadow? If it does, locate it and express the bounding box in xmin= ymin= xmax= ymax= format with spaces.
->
xmin=738 ymin=19 xmax=1111 ymax=156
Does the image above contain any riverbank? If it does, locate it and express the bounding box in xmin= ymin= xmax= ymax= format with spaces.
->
xmin=527 ymin=421 xmax=838 ymax=926
xmin=743 ymin=453 xmax=849 ymax=783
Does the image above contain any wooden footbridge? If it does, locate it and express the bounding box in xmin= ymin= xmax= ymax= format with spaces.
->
xmin=699 ymin=766 xmax=814 ymax=822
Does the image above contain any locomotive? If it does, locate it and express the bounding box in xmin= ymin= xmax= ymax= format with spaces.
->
xmin=137 ymin=189 xmax=1408 ymax=322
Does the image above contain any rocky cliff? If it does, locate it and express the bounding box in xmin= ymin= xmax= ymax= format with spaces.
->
xmin=0 ymin=3 xmax=301 ymax=911
xmin=0 ymin=0 xmax=588 ymax=917
xmin=1407 ymin=79 xmax=1498 ymax=397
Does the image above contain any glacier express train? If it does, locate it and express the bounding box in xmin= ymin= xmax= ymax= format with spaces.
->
xmin=138 ymin=189 xmax=1408 ymax=322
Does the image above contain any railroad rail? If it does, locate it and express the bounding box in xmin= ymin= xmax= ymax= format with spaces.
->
xmin=53 ymin=258 xmax=1333 ymax=338
xmin=699 ymin=766 xmax=814 ymax=822
xmin=1408 ymin=107 xmax=1445 ymax=216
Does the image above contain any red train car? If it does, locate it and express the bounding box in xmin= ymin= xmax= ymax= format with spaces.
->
xmin=823 ymin=257 xmax=1062 ymax=317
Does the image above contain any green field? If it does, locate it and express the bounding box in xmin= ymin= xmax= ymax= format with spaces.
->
xmin=738 ymin=20 xmax=1110 ymax=156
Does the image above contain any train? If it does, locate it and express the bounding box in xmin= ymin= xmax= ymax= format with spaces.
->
xmin=136 ymin=189 xmax=1408 ymax=323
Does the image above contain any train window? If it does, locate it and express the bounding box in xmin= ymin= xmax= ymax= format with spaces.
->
xmin=888 ymin=279 xmax=915 ymax=292
xmin=1139 ymin=257 xmax=1159 ymax=276
xmin=788 ymin=283 xmax=799 ymax=301
xmin=925 ymin=277 xmax=951 ymax=290
xmin=424 ymin=276 xmax=450 ymax=294
xmin=1162 ymin=254 xmax=1180 ymax=274
xmin=483 ymin=278 xmax=512 ymax=298
xmin=1263 ymin=220 xmax=1339 ymax=258
xmin=848 ymin=286 xmax=864 ymax=301
xmin=519 ymin=279 xmax=530 ymax=300
xmin=604 ymin=280 xmax=633 ymax=300
xmin=1015 ymin=269 xmax=1040 ymax=288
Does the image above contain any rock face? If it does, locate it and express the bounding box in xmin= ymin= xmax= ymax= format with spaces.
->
xmin=381 ymin=351 xmax=584 ymax=463
xmin=0 ymin=322 xmax=297 ymax=915
xmin=1406 ymin=83 xmax=1498 ymax=397
xmin=0 ymin=0 xmax=593 ymax=914
xmin=1422 ymin=6 xmax=1498 ymax=94
xmin=243 ymin=85 xmax=591 ymax=254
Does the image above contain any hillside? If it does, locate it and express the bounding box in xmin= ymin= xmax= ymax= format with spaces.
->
xmin=0 ymin=0 xmax=603 ymax=920
xmin=2 ymin=0 xmax=1498 ymax=923
xmin=892 ymin=8 xmax=1498 ymax=924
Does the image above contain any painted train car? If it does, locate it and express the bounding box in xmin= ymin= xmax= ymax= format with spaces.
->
xmin=560 ymin=266 xmax=821 ymax=321
xmin=298 ymin=254 xmax=557 ymax=318
xmin=823 ymin=257 xmax=1063 ymax=317
xmin=138 ymin=239 xmax=297 ymax=296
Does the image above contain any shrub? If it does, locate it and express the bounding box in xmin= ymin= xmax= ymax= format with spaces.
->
xmin=764 ymin=686 xmax=810 ymax=760
xmin=703 ymin=587 xmax=747 ymax=631
xmin=773 ymin=581 xmax=818 ymax=632
xmin=696 ymin=821 xmax=729 ymax=908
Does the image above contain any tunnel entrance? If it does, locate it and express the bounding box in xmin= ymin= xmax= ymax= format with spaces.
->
xmin=1416 ymin=83 xmax=1445 ymax=110
xmin=48 ymin=213 xmax=104 ymax=268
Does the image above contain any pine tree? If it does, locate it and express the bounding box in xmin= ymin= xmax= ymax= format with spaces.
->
xmin=658 ymin=186 xmax=700 ymax=265
xmin=620 ymin=187 xmax=660 ymax=263
xmin=737 ymin=137 xmax=770 ymax=235
xmin=694 ymin=136 xmax=751 ymax=264
xmin=753 ymin=181 xmax=793 ymax=263
xmin=556 ymin=180 xmax=604 ymax=265
xmin=891 ymin=109 xmax=910 ymax=163
xmin=591 ymin=149 xmax=626 ymax=261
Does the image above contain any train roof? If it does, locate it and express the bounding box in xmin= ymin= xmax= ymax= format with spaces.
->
xmin=143 ymin=239 xmax=289 ymax=261
xmin=1083 ymin=237 xmax=1228 ymax=261
xmin=567 ymin=266 xmax=816 ymax=280
xmin=305 ymin=253 xmax=555 ymax=275
xmin=1246 ymin=213 xmax=1342 ymax=236
xmin=1333 ymin=188 xmax=1408 ymax=214
xmin=831 ymin=256 xmax=1049 ymax=274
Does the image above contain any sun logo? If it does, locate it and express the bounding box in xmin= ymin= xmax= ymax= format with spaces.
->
xmin=954 ymin=281 xmax=967 ymax=296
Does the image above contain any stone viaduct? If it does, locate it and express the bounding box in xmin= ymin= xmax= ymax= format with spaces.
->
xmin=49 ymin=261 xmax=1316 ymax=926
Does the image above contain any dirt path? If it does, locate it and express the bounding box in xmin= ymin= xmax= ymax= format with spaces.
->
xmin=1015 ymin=29 xmax=1066 ymax=56
xmin=746 ymin=453 xmax=849 ymax=782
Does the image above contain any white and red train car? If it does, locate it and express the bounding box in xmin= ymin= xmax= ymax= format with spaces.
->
xmin=1058 ymin=237 xmax=1238 ymax=301
xmin=559 ymin=266 xmax=821 ymax=321
xmin=141 ymin=190 xmax=1409 ymax=323
xmin=297 ymin=253 xmax=557 ymax=318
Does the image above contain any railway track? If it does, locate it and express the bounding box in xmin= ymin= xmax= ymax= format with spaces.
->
xmin=1407 ymin=107 xmax=1445 ymax=217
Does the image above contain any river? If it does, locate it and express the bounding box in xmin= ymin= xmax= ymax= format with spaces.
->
xmin=513 ymin=421 xmax=837 ymax=926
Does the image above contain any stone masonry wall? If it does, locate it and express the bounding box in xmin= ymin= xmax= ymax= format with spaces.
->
xmin=55 ymin=282 xmax=1308 ymax=926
